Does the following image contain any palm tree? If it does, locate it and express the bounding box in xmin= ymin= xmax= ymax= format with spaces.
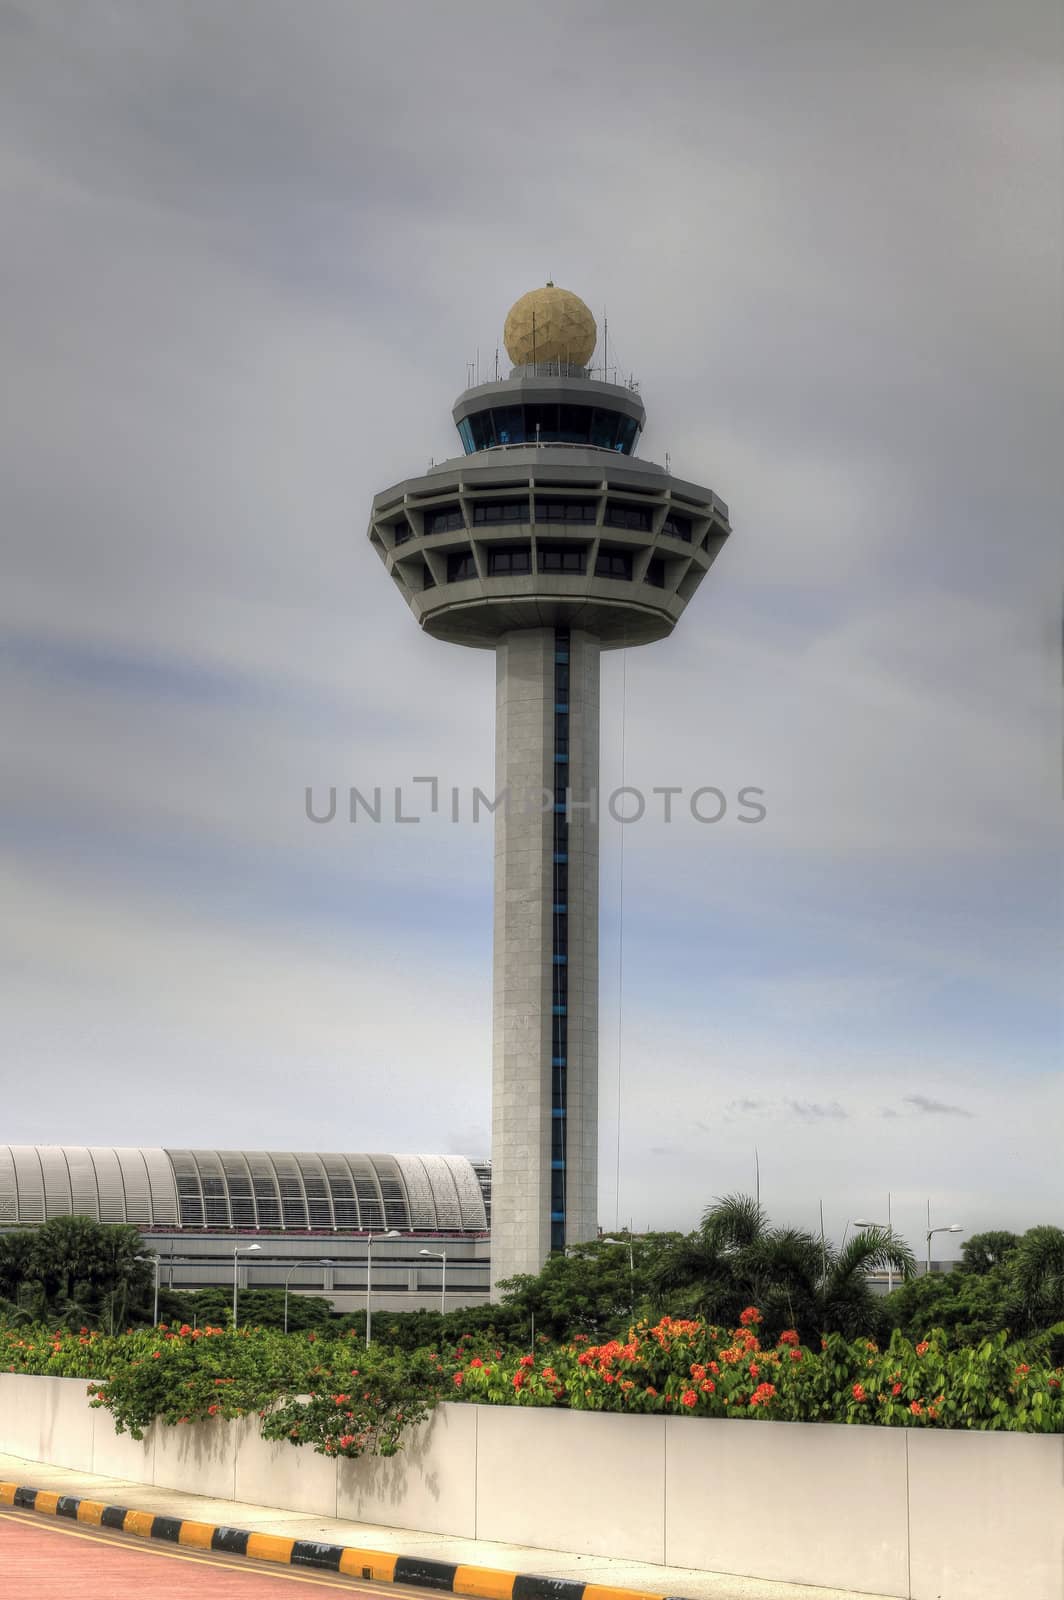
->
xmin=1014 ymin=1226 xmax=1064 ymax=1328
xmin=650 ymin=1194 xmax=915 ymax=1339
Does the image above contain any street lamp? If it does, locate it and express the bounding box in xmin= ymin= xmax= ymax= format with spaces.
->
xmin=926 ymin=1222 xmax=963 ymax=1276
xmin=854 ymin=1212 xmax=897 ymax=1294
xmin=602 ymin=1235 xmax=635 ymax=1274
xmin=419 ymin=1248 xmax=447 ymax=1316
xmin=365 ymin=1230 xmax=401 ymax=1347
xmin=283 ymin=1257 xmax=335 ymax=1334
xmin=232 ymin=1243 xmax=261 ymax=1327
xmin=135 ymin=1254 xmax=161 ymax=1327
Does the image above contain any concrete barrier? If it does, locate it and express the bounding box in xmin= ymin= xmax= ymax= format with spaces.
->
xmin=476 ymin=1407 xmax=666 ymax=1563
xmin=337 ymin=1399 xmax=477 ymax=1537
xmin=1 ymin=1375 xmax=1062 ymax=1599
xmin=666 ymin=1416 xmax=910 ymax=1596
xmin=907 ymin=1429 xmax=1064 ymax=1600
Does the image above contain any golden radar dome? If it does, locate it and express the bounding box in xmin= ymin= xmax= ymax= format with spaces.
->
xmin=503 ymin=283 xmax=597 ymax=368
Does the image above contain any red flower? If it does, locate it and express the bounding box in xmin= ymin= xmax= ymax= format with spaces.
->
xmin=910 ymin=1400 xmax=923 ymax=1416
xmin=453 ymin=1372 xmax=463 ymax=1387
xmin=789 ymin=1349 xmax=802 ymax=1362
xmin=1014 ymin=1364 xmax=1030 ymax=1376
xmin=915 ymin=1341 xmax=930 ymax=1357
xmin=892 ymin=1383 xmax=903 ymax=1397
xmin=151 ymin=1351 xmax=161 ymax=1360
xmin=739 ymin=1307 xmax=762 ymax=1327
xmin=680 ymin=1390 xmax=697 ymax=1408
xmin=469 ymin=1357 xmax=483 ymax=1368
xmin=779 ymin=1330 xmax=800 ymax=1347
xmin=519 ymin=1353 xmax=535 ymax=1367
xmin=748 ymin=1382 xmax=777 ymax=1408
xmin=748 ymin=1363 xmax=760 ymax=1378
xmin=207 ymin=1404 xmax=219 ymax=1415
xmin=852 ymin=1383 xmax=868 ymax=1403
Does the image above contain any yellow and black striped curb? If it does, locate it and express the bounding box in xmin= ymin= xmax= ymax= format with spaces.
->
xmin=0 ymin=1481 xmax=683 ymax=1600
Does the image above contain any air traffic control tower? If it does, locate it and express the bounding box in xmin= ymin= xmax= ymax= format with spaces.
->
xmin=368 ymin=285 xmax=730 ymax=1292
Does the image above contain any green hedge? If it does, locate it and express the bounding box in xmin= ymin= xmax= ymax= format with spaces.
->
xmin=4 ymin=1308 xmax=1062 ymax=1458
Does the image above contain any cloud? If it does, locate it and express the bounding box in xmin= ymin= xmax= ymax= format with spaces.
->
xmin=903 ymin=1095 xmax=975 ymax=1119
xmin=785 ymin=1101 xmax=849 ymax=1121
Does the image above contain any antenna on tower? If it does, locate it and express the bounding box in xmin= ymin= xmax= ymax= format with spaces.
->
xmin=603 ymin=313 xmax=608 ymax=384
xmin=495 ymin=346 xmax=499 ymax=382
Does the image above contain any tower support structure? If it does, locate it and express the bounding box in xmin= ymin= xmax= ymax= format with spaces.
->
xmin=492 ymin=627 xmax=599 ymax=1283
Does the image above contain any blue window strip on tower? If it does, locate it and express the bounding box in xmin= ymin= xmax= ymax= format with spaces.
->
xmin=551 ymin=627 xmax=570 ymax=1255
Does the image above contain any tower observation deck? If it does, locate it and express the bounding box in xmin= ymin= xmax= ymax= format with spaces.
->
xmin=368 ymin=285 xmax=731 ymax=1293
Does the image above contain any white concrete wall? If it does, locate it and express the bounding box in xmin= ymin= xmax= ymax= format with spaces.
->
xmin=665 ymin=1417 xmax=910 ymax=1598
xmin=2 ymin=1380 xmax=1062 ymax=1600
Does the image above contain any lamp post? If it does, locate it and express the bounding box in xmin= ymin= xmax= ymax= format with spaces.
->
xmin=602 ymin=1235 xmax=635 ymax=1311
xmin=854 ymin=1198 xmax=896 ymax=1293
xmin=135 ymin=1254 xmax=161 ymax=1327
xmin=926 ymin=1221 xmax=963 ymax=1275
xmin=282 ymin=1257 xmax=334 ymax=1334
xmin=232 ymin=1243 xmax=261 ymax=1327
xmin=365 ymin=1230 xmax=401 ymax=1348
xmin=419 ymin=1248 xmax=447 ymax=1316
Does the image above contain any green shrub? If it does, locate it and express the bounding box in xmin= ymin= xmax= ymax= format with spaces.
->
xmin=3 ymin=1309 xmax=1061 ymax=1459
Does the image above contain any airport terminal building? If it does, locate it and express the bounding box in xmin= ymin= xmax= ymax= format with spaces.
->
xmin=0 ymin=1146 xmax=492 ymax=1313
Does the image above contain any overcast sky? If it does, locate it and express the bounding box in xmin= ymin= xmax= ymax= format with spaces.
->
xmin=2 ymin=1 xmax=1061 ymax=1259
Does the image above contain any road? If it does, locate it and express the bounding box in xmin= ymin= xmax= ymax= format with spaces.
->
xmin=0 ymin=1505 xmax=398 ymax=1597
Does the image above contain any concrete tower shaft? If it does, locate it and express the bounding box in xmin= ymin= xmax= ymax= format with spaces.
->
xmin=492 ymin=628 xmax=599 ymax=1279
xmin=366 ymin=287 xmax=730 ymax=1294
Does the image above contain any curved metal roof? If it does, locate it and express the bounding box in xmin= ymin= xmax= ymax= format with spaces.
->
xmin=0 ymin=1148 xmax=489 ymax=1233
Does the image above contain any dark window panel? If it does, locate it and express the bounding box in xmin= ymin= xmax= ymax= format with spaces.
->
xmin=424 ymin=506 xmax=465 ymax=536
xmin=604 ymin=503 xmax=651 ymax=532
xmin=663 ymin=512 xmax=692 ymax=541
xmin=539 ymin=546 xmax=587 ymax=574
xmin=487 ymin=546 xmax=532 ymax=576
xmin=595 ymin=550 xmax=633 ymax=579
xmin=472 ymin=500 xmax=530 ymax=525
xmin=446 ymin=551 xmax=477 ymax=582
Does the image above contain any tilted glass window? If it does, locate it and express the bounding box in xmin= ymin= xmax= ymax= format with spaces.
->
xmin=645 ymin=557 xmax=665 ymax=588
xmin=491 ymin=406 xmax=523 ymax=445
xmin=458 ymin=405 xmax=639 ymax=455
